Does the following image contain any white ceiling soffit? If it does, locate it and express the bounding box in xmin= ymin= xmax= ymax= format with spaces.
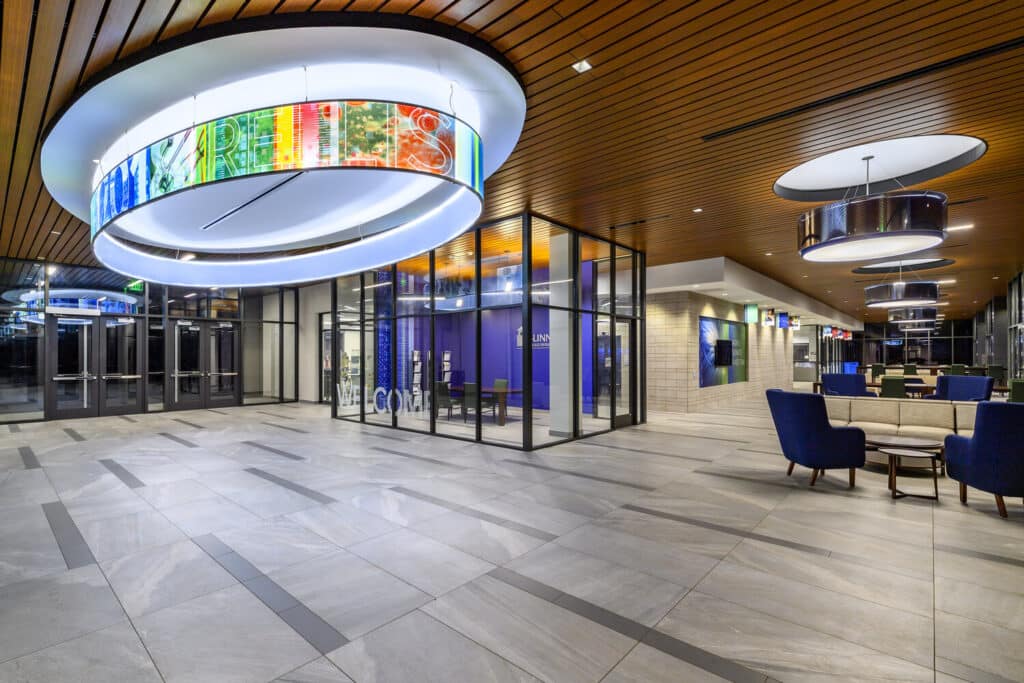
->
xmin=646 ymin=256 xmax=863 ymax=331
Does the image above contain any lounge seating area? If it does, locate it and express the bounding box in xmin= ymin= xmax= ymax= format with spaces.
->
xmin=769 ymin=388 xmax=1024 ymax=518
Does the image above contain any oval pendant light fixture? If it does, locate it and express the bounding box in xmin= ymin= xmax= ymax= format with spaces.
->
xmin=797 ymin=190 xmax=947 ymax=262
xmin=777 ymin=136 xmax=986 ymax=263
xmin=889 ymin=307 xmax=938 ymax=324
xmin=865 ymin=282 xmax=939 ymax=309
xmin=40 ymin=15 xmax=526 ymax=287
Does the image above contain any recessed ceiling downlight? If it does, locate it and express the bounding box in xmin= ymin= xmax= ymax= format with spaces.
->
xmin=865 ymin=282 xmax=939 ymax=309
xmin=40 ymin=16 xmax=526 ymax=287
xmin=798 ymin=191 xmax=947 ymax=263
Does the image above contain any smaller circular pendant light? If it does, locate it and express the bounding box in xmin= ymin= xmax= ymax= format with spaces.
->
xmin=889 ymin=307 xmax=938 ymax=324
xmin=865 ymin=281 xmax=939 ymax=308
xmin=798 ymin=191 xmax=947 ymax=262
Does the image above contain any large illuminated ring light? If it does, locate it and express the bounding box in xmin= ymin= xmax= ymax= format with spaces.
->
xmin=40 ymin=16 xmax=526 ymax=287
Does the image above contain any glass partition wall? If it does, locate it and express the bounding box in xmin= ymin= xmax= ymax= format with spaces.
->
xmin=330 ymin=213 xmax=645 ymax=450
xmin=0 ymin=256 xmax=298 ymax=423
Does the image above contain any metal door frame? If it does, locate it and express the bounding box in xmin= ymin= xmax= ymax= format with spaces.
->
xmin=96 ymin=316 xmax=145 ymax=416
xmin=44 ymin=314 xmax=99 ymax=420
xmin=166 ymin=319 xmax=241 ymax=411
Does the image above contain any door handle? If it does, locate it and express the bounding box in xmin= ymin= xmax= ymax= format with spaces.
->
xmin=52 ymin=375 xmax=97 ymax=382
xmin=102 ymin=374 xmax=142 ymax=380
xmin=208 ymin=372 xmax=239 ymax=376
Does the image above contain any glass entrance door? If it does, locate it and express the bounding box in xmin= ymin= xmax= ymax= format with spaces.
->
xmin=613 ymin=319 xmax=635 ymax=428
xmin=98 ymin=317 xmax=144 ymax=415
xmin=208 ymin=322 xmax=239 ymax=406
xmin=172 ymin=320 xmax=204 ymax=408
xmin=169 ymin=320 xmax=240 ymax=410
xmin=47 ymin=316 xmax=99 ymax=419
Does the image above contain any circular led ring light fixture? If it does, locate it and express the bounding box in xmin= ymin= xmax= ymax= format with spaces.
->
xmin=889 ymin=307 xmax=938 ymax=324
xmin=774 ymin=135 xmax=986 ymax=202
xmin=853 ymin=258 xmax=954 ymax=274
xmin=798 ymin=191 xmax=947 ymax=263
xmin=40 ymin=16 xmax=526 ymax=287
xmin=865 ymin=281 xmax=939 ymax=309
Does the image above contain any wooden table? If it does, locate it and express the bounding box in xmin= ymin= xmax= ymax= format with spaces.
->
xmin=865 ymin=381 xmax=936 ymax=397
xmin=879 ymin=447 xmax=941 ymax=500
xmin=449 ymin=386 xmax=523 ymax=426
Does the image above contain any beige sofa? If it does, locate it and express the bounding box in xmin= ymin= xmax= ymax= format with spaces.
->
xmin=824 ymin=396 xmax=977 ymax=441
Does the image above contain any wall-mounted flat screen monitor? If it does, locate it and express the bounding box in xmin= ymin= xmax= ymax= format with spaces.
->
xmin=715 ymin=339 xmax=733 ymax=366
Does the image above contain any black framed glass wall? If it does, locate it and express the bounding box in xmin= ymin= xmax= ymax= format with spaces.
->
xmin=858 ymin=320 xmax=974 ymax=367
xmin=0 ymin=256 xmax=299 ymax=423
xmin=330 ymin=212 xmax=645 ymax=450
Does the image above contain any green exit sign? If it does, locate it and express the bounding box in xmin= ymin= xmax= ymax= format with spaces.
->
xmin=125 ymin=279 xmax=144 ymax=293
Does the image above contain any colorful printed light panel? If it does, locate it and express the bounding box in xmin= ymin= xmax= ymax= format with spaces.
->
xmin=90 ymin=101 xmax=484 ymax=236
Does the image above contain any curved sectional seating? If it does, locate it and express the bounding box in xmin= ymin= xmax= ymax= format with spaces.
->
xmin=824 ymin=395 xmax=977 ymax=439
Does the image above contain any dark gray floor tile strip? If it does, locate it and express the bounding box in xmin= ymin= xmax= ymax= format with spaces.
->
xmin=622 ymin=504 xmax=830 ymax=558
xmin=118 ymin=415 xmax=137 ymax=423
xmin=172 ymin=418 xmax=205 ymax=429
xmin=262 ymin=421 xmax=309 ymax=434
xmin=278 ymin=603 xmax=348 ymax=654
xmin=576 ymin=440 xmax=715 ymax=463
xmin=501 ymin=459 xmax=657 ymax=491
xmin=632 ymin=426 xmax=749 ymax=443
xmin=487 ymin=568 xmax=766 ymax=683
xmin=372 ymin=446 xmax=462 ymax=469
xmin=200 ymin=535 xmax=347 ymax=654
xmin=244 ymin=467 xmax=337 ymax=504
xmin=18 ymin=446 xmax=40 ymax=469
xmin=257 ymin=410 xmax=295 ymax=420
xmin=360 ymin=428 xmax=408 ymax=442
xmin=41 ymin=501 xmax=96 ymax=569
xmin=98 ymin=459 xmax=145 ymax=488
xmin=207 ymin=408 xmax=229 ymax=415
xmin=158 ymin=432 xmax=198 ymax=448
xmin=9 ymin=423 xmax=20 ymax=433
xmin=934 ymin=543 xmax=1024 ymax=569
xmin=936 ymin=656 xmax=1019 ymax=683
xmin=192 ymin=533 xmax=233 ymax=557
xmin=242 ymin=441 xmax=304 ymax=461
xmin=392 ymin=486 xmax=558 ymax=542
xmin=63 ymin=427 xmax=85 ymax=442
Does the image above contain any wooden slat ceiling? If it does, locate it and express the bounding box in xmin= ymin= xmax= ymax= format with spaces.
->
xmin=2 ymin=0 xmax=1023 ymax=322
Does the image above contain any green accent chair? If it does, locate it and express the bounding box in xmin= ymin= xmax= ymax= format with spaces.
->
xmin=948 ymin=364 xmax=966 ymax=376
xmin=461 ymin=382 xmax=478 ymax=422
xmin=987 ymin=365 xmax=1006 ymax=384
xmin=1008 ymin=379 xmax=1024 ymax=403
xmin=903 ymin=364 xmax=918 ymax=376
xmin=871 ymin=363 xmax=885 ymax=381
xmin=434 ymin=382 xmax=461 ymax=420
xmin=880 ymin=376 xmax=906 ymax=398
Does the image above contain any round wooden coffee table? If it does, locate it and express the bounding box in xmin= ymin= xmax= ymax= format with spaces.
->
xmin=879 ymin=448 xmax=940 ymax=500
xmin=864 ymin=434 xmax=941 ymax=450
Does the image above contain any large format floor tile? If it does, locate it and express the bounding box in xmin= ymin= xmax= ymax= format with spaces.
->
xmin=0 ymin=565 xmax=126 ymax=663
xmin=269 ymin=550 xmax=431 ymax=639
xmin=423 ymin=574 xmax=636 ymax=683
xmin=135 ymin=583 xmax=319 ymax=683
xmin=329 ymin=610 xmax=538 ymax=682
xmin=0 ymin=621 xmax=162 ymax=683
xmin=349 ymin=528 xmax=493 ymax=597
xmin=4 ymin=400 xmax=1023 ymax=681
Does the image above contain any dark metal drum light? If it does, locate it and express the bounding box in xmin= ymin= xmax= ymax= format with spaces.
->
xmin=889 ymin=307 xmax=938 ymax=324
xmin=798 ymin=191 xmax=947 ymax=263
xmin=865 ymin=281 xmax=939 ymax=309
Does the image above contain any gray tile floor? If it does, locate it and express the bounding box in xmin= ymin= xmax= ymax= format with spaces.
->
xmin=1 ymin=399 xmax=1023 ymax=682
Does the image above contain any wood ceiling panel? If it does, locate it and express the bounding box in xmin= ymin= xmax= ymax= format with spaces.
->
xmin=3 ymin=0 xmax=1023 ymax=322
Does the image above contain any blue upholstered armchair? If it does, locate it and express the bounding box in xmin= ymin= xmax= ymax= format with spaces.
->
xmin=821 ymin=373 xmax=876 ymax=397
xmin=766 ymin=389 xmax=866 ymax=487
xmin=945 ymin=401 xmax=1024 ymax=518
xmin=925 ymin=375 xmax=994 ymax=402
